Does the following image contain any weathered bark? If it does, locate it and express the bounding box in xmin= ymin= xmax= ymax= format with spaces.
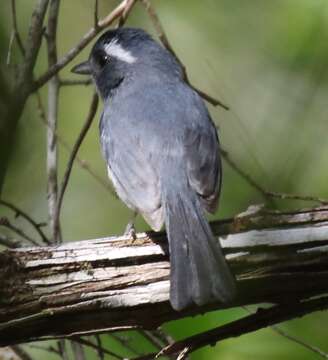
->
xmin=1 ymin=206 xmax=328 ymax=346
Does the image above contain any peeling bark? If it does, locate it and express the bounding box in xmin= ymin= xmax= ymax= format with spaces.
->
xmin=1 ymin=206 xmax=328 ymax=346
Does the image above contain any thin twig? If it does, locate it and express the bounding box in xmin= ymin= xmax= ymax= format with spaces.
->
xmin=34 ymin=92 xmax=116 ymax=197
xmin=152 ymin=328 xmax=174 ymax=346
xmin=71 ymin=341 xmax=86 ymax=360
xmin=7 ymin=31 xmax=16 ymax=65
xmin=0 ymin=217 xmax=40 ymax=246
xmin=94 ymin=0 xmax=99 ymax=29
xmin=53 ymin=93 xmax=99 ymax=243
xmin=221 ymin=148 xmax=274 ymax=203
xmin=27 ymin=344 xmax=61 ymax=356
xmin=0 ymin=199 xmax=49 ymax=244
xmin=140 ymin=0 xmax=229 ymax=110
xmin=137 ymin=330 xmax=176 ymax=360
xmin=73 ymin=337 xmax=124 ymax=360
xmin=46 ymin=0 xmax=61 ymax=243
xmin=221 ymin=148 xmax=328 ymax=205
xmin=8 ymin=0 xmax=26 ymax=63
xmin=131 ymin=353 xmax=158 ymax=360
xmin=17 ymin=0 xmax=49 ymax=91
xmin=11 ymin=346 xmax=34 ymax=360
xmin=118 ymin=0 xmax=137 ymax=27
xmin=243 ymin=306 xmax=328 ymax=359
xmin=271 ymin=326 xmax=328 ymax=359
xmin=158 ymin=296 xmax=328 ymax=358
xmin=265 ymin=191 xmax=328 ymax=204
xmin=0 ymin=234 xmax=21 ymax=248
xmin=60 ymin=78 xmax=92 ymax=86
xmin=58 ymin=340 xmax=69 ymax=360
xmin=94 ymin=335 xmax=105 ymax=360
xmin=110 ymin=334 xmax=141 ymax=356
xmin=140 ymin=330 xmax=165 ymax=350
xmin=33 ymin=0 xmax=137 ymax=91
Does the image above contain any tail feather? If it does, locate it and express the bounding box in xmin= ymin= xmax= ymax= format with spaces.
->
xmin=163 ymin=187 xmax=236 ymax=311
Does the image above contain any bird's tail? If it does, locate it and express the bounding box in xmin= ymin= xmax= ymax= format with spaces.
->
xmin=162 ymin=183 xmax=236 ymax=311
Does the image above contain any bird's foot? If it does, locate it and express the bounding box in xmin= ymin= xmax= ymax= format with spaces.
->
xmin=124 ymin=221 xmax=137 ymax=241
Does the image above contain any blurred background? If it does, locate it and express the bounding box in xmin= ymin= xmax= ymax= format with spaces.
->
xmin=1 ymin=0 xmax=328 ymax=359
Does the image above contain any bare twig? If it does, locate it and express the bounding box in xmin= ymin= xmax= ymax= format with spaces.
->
xmin=118 ymin=0 xmax=137 ymax=27
xmin=221 ymin=148 xmax=328 ymax=205
xmin=110 ymin=334 xmax=141 ymax=356
xmin=73 ymin=338 xmax=123 ymax=360
xmin=140 ymin=330 xmax=165 ymax=350
xmin=139 ymin=330 xmax=177 ymax=360
xmin=0 ymin=234 xmax=21 ymax=248
xmin=265 ymin=191 xmax=328 ymax=205
xmin=94 ymin=335 xmax=105 ymax=360
xmin=11 ymin=346 xmax=33 ymax=360
xmin=7 ymin=0 xmax=25 ymax=64
xmin=34 ymin=92 xmax=116 ymax=197
xmin=33 ymin=0 xmax=137 ymax=91
xmin=71 ymin=341 xmax=86 ymax=360
xmin=221 ymin=148 xmax=274 ymax=202
xmin=53 ymin=93 xmax=99 ymax=243
xmin=131 ymin=353 xmax=158 ymax=360
xmin=243 ymin=306 xmax=328 ymax=359
xmin=27 ymin=344 xmax=61 ymax=356
xmin=158 ymin=296 xmax=328 ymax=358
xmin=0 ymin=217 xmax=40 ymax=246
xmin=140 ymin=0 xmax=229 ymax=110
xmin=10 ymin=0 xmax=25 ymax=54
xmin=17 ymin=0 xmax=49 ymax=90
xmin=7 ymin=32 xmax=16 ymax=65
xmin=46 ymin=0 xmax=61 ymax=243
xmin=94 ymin=0 xmax=99 ymax=29
xmin=271 ymin=326 xmax=328 ymax=359
xmin=152 ymin=328 xmax=174 ymax=346
xmin=0 ymin=199 xmax=49 ymax=244
xmin=60 ymin=78 xmax=92 ymax=86
xmin=58 ymin=340 xmax=69 ymax=360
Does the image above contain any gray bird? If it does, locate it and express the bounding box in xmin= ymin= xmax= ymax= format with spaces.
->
xmin=72 ymin=28 xmax=236 ymax=311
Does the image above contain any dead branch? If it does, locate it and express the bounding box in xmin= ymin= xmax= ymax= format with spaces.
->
xmin=1 ymin=205 xmax=328 ymax=346
xmin=159 ymin=295 xmax=328 ymax=358
xmin=46 ymin=0 xmax=61 ymax=243
xmin=53 ymin=93 xmax=99 ymax=241
xmin=33 ymin=0 xmax=137 ymax=91
xmin=0 ymin=199 xmax=49 ymax=244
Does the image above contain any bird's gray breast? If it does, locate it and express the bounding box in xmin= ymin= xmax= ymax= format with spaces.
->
xmin=99 ymin=93 xmax=164 ymax=230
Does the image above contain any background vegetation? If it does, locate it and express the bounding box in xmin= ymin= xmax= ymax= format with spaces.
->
xmin=1 ymin=0 xmax=328 ymax=359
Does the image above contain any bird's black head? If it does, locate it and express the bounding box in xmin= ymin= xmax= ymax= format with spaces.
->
xmin=72 ymin=27 xmax=182 ymax=99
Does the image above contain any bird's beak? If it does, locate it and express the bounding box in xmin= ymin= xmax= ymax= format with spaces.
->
xmin=71 ymin=61 xmax=91 ymax=75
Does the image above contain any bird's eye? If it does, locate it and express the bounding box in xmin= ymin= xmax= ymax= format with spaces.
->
xmin=94 ymin=51 xmax=109 ymax=69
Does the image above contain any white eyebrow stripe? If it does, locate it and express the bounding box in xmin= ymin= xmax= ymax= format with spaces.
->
xmin=104 ymin=40 xmax=137 ymax=64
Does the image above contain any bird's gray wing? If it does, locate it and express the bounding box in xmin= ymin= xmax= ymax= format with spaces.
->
xmin=183 ymin=99 xmax=221 ymax=213
xmin=100 ymin=112 xmax=163 ymax=231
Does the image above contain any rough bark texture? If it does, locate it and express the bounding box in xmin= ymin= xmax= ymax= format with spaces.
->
xmin=1 ymin=206 xmax=328 ymax=346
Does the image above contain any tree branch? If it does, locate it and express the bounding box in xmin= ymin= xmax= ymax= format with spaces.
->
xmin=158 ymin=295 xmax=328 ymax=358
xmin=16 ymin=0 xmax=49 ymax=91
xmin=46 ymin=0 xmax=61 ymax=243
xmin=52 ymin=93 xmax=99 ymax=243
xmin=221 ymin=148 xmax=328 ymax=205
xmin=0 ymin=199 xmax=49 ymax=244
xmin=9 ymin=0 xmax=25 ymax=57
xmin=140 ymin=0 xmax=229 ymax=110
xmin=1 ymin=205 xmax=328 ymax=346
xmin=0 ymin=217 xmax=40 ymax=247
xmin=33 ymin=0 xmax=137 ymax=91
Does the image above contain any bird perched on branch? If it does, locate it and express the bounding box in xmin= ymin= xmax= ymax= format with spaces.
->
xmin=72 ymin=27 xmax=236 ymax=310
